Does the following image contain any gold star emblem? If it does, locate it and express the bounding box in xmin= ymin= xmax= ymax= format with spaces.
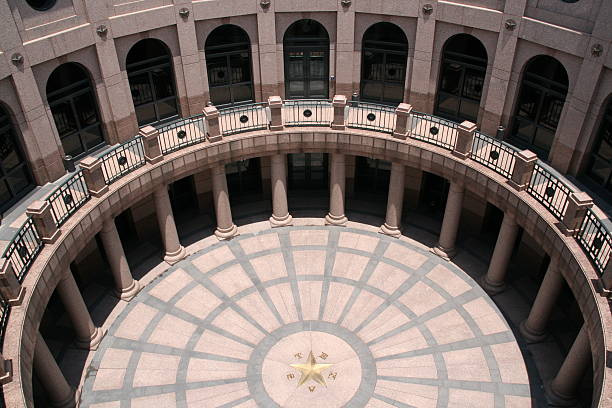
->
xmin=290 ymin=351 xmax=333 ymax=387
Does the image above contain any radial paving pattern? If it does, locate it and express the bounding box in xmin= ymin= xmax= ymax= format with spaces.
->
xmin=80 ymin=226 xmax=532 ymax=408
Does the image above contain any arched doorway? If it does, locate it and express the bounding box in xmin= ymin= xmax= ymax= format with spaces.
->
xmin=46 ymin=63 xmax=105 ymax=158
xmin=126 ymin=39 xmax=178 ymax=126
xmin=434 ymin=34 xmax=488 ymax=123
xmin=586 ymin=98 xmax=612 ymax=195
xmin=360 ymin=22 xmax=408 ymax=105
xmin=0 ymin=106 xmax=34 ymax=212
xmin=205 ymin=25 xmax=254 ymax=106
xmin=283 ymin=19 xmax=330 ymax=99
xmin=509 ymin=55 xmax=569 ymax=159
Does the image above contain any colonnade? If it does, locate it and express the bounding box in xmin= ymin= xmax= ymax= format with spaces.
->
xmin=34 ymin=153 xmax=592 ymax=407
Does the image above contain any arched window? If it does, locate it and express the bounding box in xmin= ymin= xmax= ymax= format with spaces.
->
xmin=360 ymin=23 xmax=408 ymax=105
xmin=205 ymin=25 xmax=254 ymax=106
xmin=126 ymin=39 xmax=178 ymax=126
xmin=434 ymin=34 xmax=487 ymax=123
xmin=0 ymin=106 xmax=34 ymax=212
xmin=510 ymin=55 xmax=568 ymax=159
xmin=46 ymin=63 xmax=105 ymax=158
xmin=586 ymin=99 xmax=612 ymax=193
xmin=283 ymin=19 xmax=330 ymax=99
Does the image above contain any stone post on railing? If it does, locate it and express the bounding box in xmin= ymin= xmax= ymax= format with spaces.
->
xmin=268 ymin=96 xmax=284 ymax=131
xmin=508 ymin=150 xmax=537 ymax=191
xmin=26 ymin=201 xmax=60 ymax=244
xmin=560 ymin=192 xmax=593 ymax=237
xmin=80 ymin=156 xmax=109 ymax=198
xmin=331 ymin=95 xmax=347 ymax=130
xmin=203 ymin=105 xmax=222 ymax=142
xmin=139 ymin=126 xmax=163 ymax=164
xmin=0 ymin=258 xmax=25 ymax=306
xmin=452 ymin=121 xmax=477 ymax=159
xmin=0 ymin=353 xmax=11 ymax=384
xmin=392 ymin=103 xmax=412 ymax=140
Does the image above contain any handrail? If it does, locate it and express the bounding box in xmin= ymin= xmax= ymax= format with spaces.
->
xmin=1 ymin=98 xmax=610 ymax=355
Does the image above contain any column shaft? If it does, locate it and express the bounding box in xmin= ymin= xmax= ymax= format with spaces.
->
xmin=269 ymin=154 xmax=293 ymax=227
xmin=34 ymin=333 xmax=75 ymax=408
xmin=481 ymin=212 xmax=519 ymax=294
xmin=154 ymin=186 xmax=186 ymax=264
xmin=99 ymin=218 xmax=140 ymax=301
xmin=520 ymin=258 xmax=564 ymax=342
xmin=549 ymin=325 xmax=592 ymax=405
xmin=211 ymin=164 xmax=238 ymax=239
xmin=380 ymin=162 xmax=406 ymax=237
xmin=326 ymin=153 xmax=348 ymax=226
xmin=56 ymin=272 xmax=104 ymax=350
xmin=433 ymin=181 xmax=464 ymax=260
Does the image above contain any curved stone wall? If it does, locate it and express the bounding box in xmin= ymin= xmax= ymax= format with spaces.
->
xmin=2 ymin=127 xmax=610 ymax=407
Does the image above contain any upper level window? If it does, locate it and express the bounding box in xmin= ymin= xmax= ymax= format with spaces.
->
xmin=586 ymin=99 xmax=612 ymax=194
xmin=25 ymin=0 xmax=56 ymax=11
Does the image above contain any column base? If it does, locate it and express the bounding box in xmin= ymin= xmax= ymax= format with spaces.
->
xmin=379 ymin=223 xmax=401 ymax=238
xmin=519 ymin=320 xmax=548 ymax=343
xmin=269 ymin=213 xmax=293 ymax=228
xmin=50 ymin=388 xmax=77 ymax=408
xmin=545 ymin=382 xmax=580 ymax=407
xmin=215 ymin=224 xmax=239 ymax=240
xmin=480 ymin=275 xmax=506 ymax=295
xmin=325 ymin=213 xmax=348 ymax=226
xmin=114 ymin=280 xmax=141 ymax=302
xmin=431 ymin=245 xmax=456 ymax=261
xmin=75 ymin=326 xmax=106 ymax=351
xmin=164 ymin=246 xmax=187 ymax=265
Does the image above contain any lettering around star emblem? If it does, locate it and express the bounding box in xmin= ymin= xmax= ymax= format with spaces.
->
xmin=290 ymin=351 xmax=334 ymax=387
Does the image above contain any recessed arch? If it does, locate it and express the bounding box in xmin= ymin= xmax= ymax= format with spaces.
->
xmin=283 ymin=19 xmax=330 ymax=99
xmin=205 ymin=24 xmax=254 ymax=106
xmin=585 ymin=95 xmax=612 ymax=195
xmin=126 ymin=39 xmax=179 ymax=126
xmin=360 ymin=22 xmax=409 ymax=105
xmin=46 ymin=62 xmax=106 ymax=158
xmin=434 ymin=33 xmax=488 ymax=123
xmin=509 ymin=55 xmax=569 ymax=159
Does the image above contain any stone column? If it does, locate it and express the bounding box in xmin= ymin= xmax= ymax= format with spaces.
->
xmin=269 ymin=154 xmax=293 ymax=227
xmin=433 ymin=182 xmax=464 ymax=260
xmin=34 ymin=332 xmax=75 ymax=408
xmin=99 ymin=218 xmax=140 ymax=301
xmin=409 ymin=3 xmax=437 ymax=111
xmin=256 ymin=4 xmax=280 ymax=99
xmin=520 ymin=258 xmax=564 ymax=342
xmin=326 ymin=153 xmax=348 ymax=226
xmin=56 ymin=271 xmax=104 ymax=350
xmin=548 ymin=325 xmax=592 ymax=406
xmin=153 ymin=185 xmax=186 ymax=265
xmin=211 ymin=164 xmax=238 ymax=239
xmin=481 ymin=212 xmax=519 ymax=294
xmin=380 ymin=162 xmax=406 ymax=238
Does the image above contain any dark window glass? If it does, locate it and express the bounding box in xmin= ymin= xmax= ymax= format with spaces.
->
xmin=0 ymin=107 xmax=34 ymax=212
xmin=288 ymin=153 xmax=328 ymax=190
xmin=226 ymin=158 xmax=262 ymax=204
xmin=587 ymin=100 xmax=612 ymax=193
xmin=355 ymin=157 xmax=391 ymax=198
xmin=46 ymin=63 xmax=105 ymax=158
xmin=205 ymin=25 xmax=254 ymax=107
xmin=283 ymin=20 xmax=330 ymax=99
xmin=360 ymin=23 xmax=408 ymax=105
xmin=434 ymin=34 xmax=487 ymax=123
xmin=509 ymin=55 xmax=568 ymax=159
xmin=127 ymin=39 xmax=178 ymax=126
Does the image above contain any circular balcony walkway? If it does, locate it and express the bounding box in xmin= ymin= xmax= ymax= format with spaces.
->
xmin=79 ymin=224 xmax=531 ymax=408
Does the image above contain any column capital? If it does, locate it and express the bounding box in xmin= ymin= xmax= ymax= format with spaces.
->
xmin=203 ymin=105 xmax=222 ymax=142
xmin=509 ymin=149 xmax=537 ymax=191
xmin=0 ymin=258 xmax=25 ymax=306
xmin=268 ymin=96 xmax=284 ymax=131
xmin=331 ymin=95 xmax=347 ymax=130
xmin=560 ymin=191 xmax=593 ymax=236
xmin=80 ymin=156 xmax=109 ymax=198
xmin=452 ymin=120 xmax=477 ymax=159
xmin=392 ymin=103 xmax=413 ymax=140
xmin=26 ymin=200 xmax=61 ymax=244
xmin=139 ymin=126 xmax=163 ymax=164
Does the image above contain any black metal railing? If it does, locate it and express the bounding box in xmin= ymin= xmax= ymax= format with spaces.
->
xmin=157 ymin=114 xmax=206 ymax=154
xmin=219 ymin=103 xmax=268 ymax=135
xmin=101 ymin=137 xmax=146 ymax=185
xmin=46 ymin=171 xmax=90 ymax=227
xmin=346 ymin=101 xmax=396 ymax=134
xmin=527 ymin=163 xmax=571 ymax=220
xmin=576 ymin=209 xmax=611 ymax=276
xmin=284 ymin=99 xmax=332 ymax=127
xmin=2 ymin=217 xmax=43 ymax=282
xmin=0 ymin=297 xmax=8 ymax=350
xmin=471 ymin=131 xmax=518 ymax=178
xmin=410 ymin=111 xmax=458 ymax=150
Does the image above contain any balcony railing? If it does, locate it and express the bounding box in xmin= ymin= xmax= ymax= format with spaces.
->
xmin=1 ymin=97 xmax=611 ymax=351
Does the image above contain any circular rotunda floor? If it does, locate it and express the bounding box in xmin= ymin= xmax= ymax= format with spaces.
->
xmin=79 ymin=224 xmax=532 ymax=408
